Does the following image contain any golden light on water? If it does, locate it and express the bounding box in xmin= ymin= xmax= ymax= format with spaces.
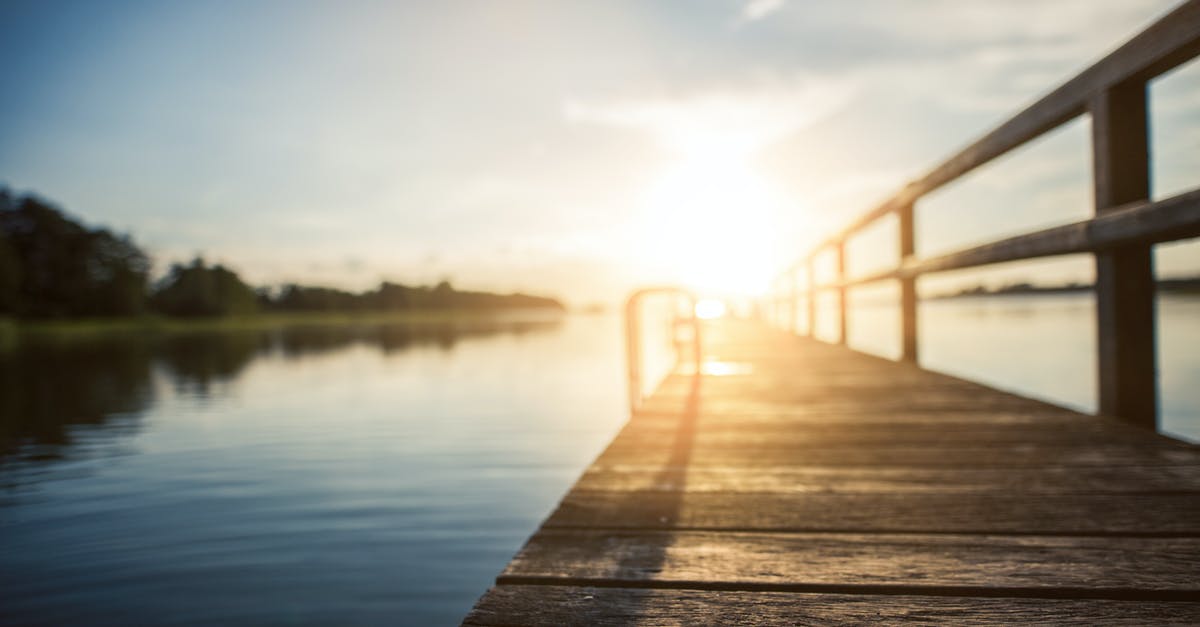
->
xmin=700 ymin=359 xmax=754 ymax=376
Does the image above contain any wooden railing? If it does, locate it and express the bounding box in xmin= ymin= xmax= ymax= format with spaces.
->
xmin=768 ymin=0 xmax=1200 ymax=430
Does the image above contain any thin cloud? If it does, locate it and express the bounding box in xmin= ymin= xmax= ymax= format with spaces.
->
xmin=741 ymin=0 xmax=786 ymax=22
xmin=563 ymin=75 xmax=856 ymax=155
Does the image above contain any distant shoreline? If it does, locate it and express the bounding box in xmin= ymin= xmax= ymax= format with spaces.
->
xmin=933 ymin=277 xmax=1200 ymax=300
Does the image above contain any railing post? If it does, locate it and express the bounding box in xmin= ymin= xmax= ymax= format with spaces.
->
xmin=624 ymin=296 xmax=642 ymax=413
xmin=773 ymin=282 xmax=782 ymax=328
xmin=767 ymin=285 xmax=775 ymax=327
xmin=898 ymin=202 xmax=919 ymax=363
xmin=689 ymin=296 xmax=702 ymax=375
xmin=806 ymin=258 xmax=817 ymax=338
xmin=1091 ymin=80 xmax=1156 ymax=429
xmin=788 ymin=267 xmax=799 ymax=334
xmin=836 ymin=242 xmax=848 ymax=345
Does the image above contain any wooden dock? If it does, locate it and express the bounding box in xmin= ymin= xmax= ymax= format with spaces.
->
xmin=463 ymin=4 xmax=1200 ymax=623
xmin=464 ymin=319 xmax=1200 ymax=625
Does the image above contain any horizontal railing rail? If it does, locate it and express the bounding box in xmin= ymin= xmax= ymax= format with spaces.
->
xmin=769 ymin=0 xmax=1200 ymax=430
xmin=830 ymin=189 xmax=1200 ymax=289
xmin=624 ymin=287 xmax=702 ymax=415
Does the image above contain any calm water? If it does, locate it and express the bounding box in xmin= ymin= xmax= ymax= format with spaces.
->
xmin=2 ymin=298 xmax=1198 ymax=626
xmin=842 ymin=292 xmax=1200 ymax=443
xmin=1 ymin=315 xmax=627 ymax=626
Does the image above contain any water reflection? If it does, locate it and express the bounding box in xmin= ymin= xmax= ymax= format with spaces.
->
xmin=0 ymin=313 xmax=627 ymax=626
xmin=843 ymin=293 xmax=1200 ymax=442
xmin=0 ymin=317 xmax=562 ymax=467
xmin=0 ymin=339 xmax=154 ymax=462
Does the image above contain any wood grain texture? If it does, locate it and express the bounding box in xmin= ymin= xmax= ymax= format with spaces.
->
xmin=573 ymin=464 xmax=1200 ymax=494
xmin=594 ymin=443 xmax=1200 ymax=468
xmin=464 ymin=586 xmax=1200 ymax=626
xmin=545 ymin=491 xmax=1200 ymax=534
xmin=609 ymin=420 xmax=1176 ymax=447
xmin=501 ymin=529 xmax=1200 ymax=591
xmin=463 ymin=319 xmax=1200 ymax=624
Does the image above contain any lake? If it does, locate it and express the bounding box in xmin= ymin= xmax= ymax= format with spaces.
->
xmin=0 ymin=314 xmax=628 ymax=626
xmin=841 ymin=292 xmax=1200 ymax=443
xmin=1 ymin=295 xmax=1197 ymax=626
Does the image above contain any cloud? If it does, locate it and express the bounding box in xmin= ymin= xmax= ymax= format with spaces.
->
xmin=563 ymin=74 xmax=856 ymax=156
xmin=741 ymin=0 xmax=785 ymax=22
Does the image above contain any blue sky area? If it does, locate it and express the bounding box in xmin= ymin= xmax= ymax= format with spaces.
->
xmin=1 ymin=0 xmax=1197 ymax=303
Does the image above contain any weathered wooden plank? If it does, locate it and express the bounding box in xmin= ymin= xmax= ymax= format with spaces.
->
xmin=641 ymin=392 xmax=1045 ymax=407
xmin=545 ymin=492 xmax=1200 ymax=534
xmin=611 ymin=420 xmax=1176 ymax=447
xmin=677 ymin=403 xmax=1083 ymax=421
xmin=573 ymin=464 xmax=1200 ymax=494
xmin=641 ymin=391 xmax=1057 ymax=409
xmin=594 ymin=443 xmax=1200 ymax=468
xmin=654 ymin=373 xmax=1004 ymax=392
xmin=627 ymin=407 xmax=1133 ymax=429
xmin=650 ymin=383 xmax=1053 ymax=402
xmin=501 ymin=529 xmax=1200 ymax=592
xmin=633 ymin=407 xmax=1092 ymax=426
xmin=464 ymin=586 xmax=1200 ymax=626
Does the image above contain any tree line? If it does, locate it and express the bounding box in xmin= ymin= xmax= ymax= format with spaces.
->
xmin=0 ymin=188 xmax=564 ymax=319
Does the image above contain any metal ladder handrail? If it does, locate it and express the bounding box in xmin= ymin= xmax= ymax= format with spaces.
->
xmin=623 ymin=287 xmax=703 ymax=415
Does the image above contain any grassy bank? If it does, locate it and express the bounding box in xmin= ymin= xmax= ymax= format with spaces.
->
xmin=1 ymin=308 xmax=565 ymax=346
xmin=0 ymin=317 xmax=15 ymax=352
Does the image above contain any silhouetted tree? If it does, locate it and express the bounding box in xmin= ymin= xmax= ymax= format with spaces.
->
xmin=152 ymin=258 xmax=258 ymax=317
xmin=0 ymin=191 xmax=149 ymax=317
xmin=271 ymin=284 xmax=363 ymax=311
xmin=85 ymin=229 xmax=150 ymax=315
xmin=431 ymin=280 xmax=455 ymax=307
xmin=0 ymin=192 xmax=17 ymax=314
xmin=0 ymin=233 xmax=18 ymax=315
xmin=372 ymin=281 xmax=411 ymax=309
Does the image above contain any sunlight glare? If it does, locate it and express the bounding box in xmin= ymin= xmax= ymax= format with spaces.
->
xmin=700 ymin=359 xmax=754 ymax=376
xmin=695 ymin=298 xmax=727 ymax=320
xmin=637 ymin=128 xmax=786 ymax=296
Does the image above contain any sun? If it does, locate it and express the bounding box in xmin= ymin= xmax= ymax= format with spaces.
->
xmin=694 ymin=298 xmax=727 ymax=319
xmin=636 ymin=130 xmax=783 ymax=296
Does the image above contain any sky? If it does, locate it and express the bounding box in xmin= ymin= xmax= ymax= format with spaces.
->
xmin=1 ymin=0 xmax=1197 ymax=304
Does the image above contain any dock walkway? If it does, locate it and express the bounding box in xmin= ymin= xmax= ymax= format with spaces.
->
xmin=464 ymin=319 xmax=1200 ymax=625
